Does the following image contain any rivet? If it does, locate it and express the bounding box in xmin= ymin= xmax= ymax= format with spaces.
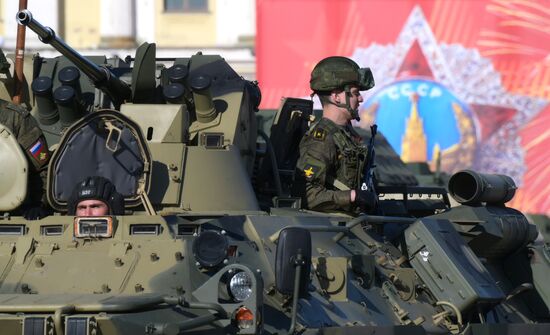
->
xmin=35 ymin=258 xmax=44 ymax=268
xmin=21 ymin=283 xmax=31 ymax=293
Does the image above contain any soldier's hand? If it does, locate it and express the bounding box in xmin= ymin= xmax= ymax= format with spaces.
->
xmin=23 ymin=206 xmax=50 ymax=220
xmin=355 ymin=188 xmax=377 ymax=213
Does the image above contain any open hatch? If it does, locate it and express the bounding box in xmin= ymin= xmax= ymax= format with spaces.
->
xmin=47 ymin=110 xmax=152 ymax=212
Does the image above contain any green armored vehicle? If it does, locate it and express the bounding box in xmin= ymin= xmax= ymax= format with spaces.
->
xmin=0 ymin=9 xmax=548 ymax=334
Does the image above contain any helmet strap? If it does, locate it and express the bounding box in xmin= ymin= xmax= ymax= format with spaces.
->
xmin=325 ymin=86 xmax=360 ymax=121
xmin=344 ymin=87 xmax=360 ymax=121
xmin=316 ymin=86 xmax=361 ymax=122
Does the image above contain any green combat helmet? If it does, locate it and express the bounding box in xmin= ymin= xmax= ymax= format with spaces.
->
xmin=309 ymin=56 xmax=375 ymax=120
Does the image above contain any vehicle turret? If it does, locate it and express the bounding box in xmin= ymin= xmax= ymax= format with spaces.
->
xmin=14 ymin=11 xmax=261 ymax=213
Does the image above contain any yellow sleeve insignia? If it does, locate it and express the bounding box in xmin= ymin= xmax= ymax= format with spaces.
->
xmin=303 ymin=164 xmax=320 ymax=179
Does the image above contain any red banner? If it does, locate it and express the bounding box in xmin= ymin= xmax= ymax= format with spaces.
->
xmin=257 ymin=0 xmax=550 ymax=215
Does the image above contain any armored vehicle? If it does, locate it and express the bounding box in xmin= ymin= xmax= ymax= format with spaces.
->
xmin=0 ymin=10 xmax=548 ymax=334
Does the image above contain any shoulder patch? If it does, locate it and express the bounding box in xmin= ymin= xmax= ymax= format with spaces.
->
xmin=27 ymin=136 xmax=49 ymax=169
xmin=303 ymin=164 xmax=320 ymax=179
xmin=312 ymin=128 xmax=327 ymax=141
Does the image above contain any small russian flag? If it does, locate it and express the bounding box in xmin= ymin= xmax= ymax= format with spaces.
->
xmin=30 ymin=140 xmax=43 ymax=157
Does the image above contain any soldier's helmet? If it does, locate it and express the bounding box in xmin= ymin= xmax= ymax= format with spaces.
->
xmin=67 ymin=176 xmax=125 ymax=215
xmin=310 ymin=56 xmax=375 ymax=93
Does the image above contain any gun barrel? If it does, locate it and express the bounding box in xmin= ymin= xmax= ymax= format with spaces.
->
xmin=448 ymin=170 xmax=516 ymax=205
xmin=17 ymin=10 xmax=131 ymax=107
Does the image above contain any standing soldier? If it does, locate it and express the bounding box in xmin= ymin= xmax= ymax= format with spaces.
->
xmin=295 ymin=56 xmax=377 ymax=213
xmin=0 ymin=99 xmax=51 ymax=219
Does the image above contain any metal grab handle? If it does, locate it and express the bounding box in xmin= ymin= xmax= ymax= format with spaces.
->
xmin=104 ymin=120 xmax=122 ymax=152
xmin=139 ymin=190 xmax=157 ymax=216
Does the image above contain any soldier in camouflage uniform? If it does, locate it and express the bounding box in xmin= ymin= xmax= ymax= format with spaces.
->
xmin=295 ymin=56 xmax=377 ymax=212
xmin=0 ymin=99 xmax=51 ymax=219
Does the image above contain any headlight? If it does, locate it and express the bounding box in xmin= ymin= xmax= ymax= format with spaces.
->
xmin=229 ymin=271 xmax=253 ymax=301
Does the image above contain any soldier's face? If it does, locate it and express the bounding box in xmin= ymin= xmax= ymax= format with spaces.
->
xmin=348 ymin=86 xmax=363 ymax=109
xmin=76 ymin=199 xmax=109 ymax=216
xmin=333 ymin=86 xmax=363 ymax=119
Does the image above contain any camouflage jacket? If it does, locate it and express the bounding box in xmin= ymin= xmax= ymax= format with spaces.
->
xmin=295 ymin=117 xmax=367 ymax=212
xmin=0 ymin=100 xmax=50 ymax=205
